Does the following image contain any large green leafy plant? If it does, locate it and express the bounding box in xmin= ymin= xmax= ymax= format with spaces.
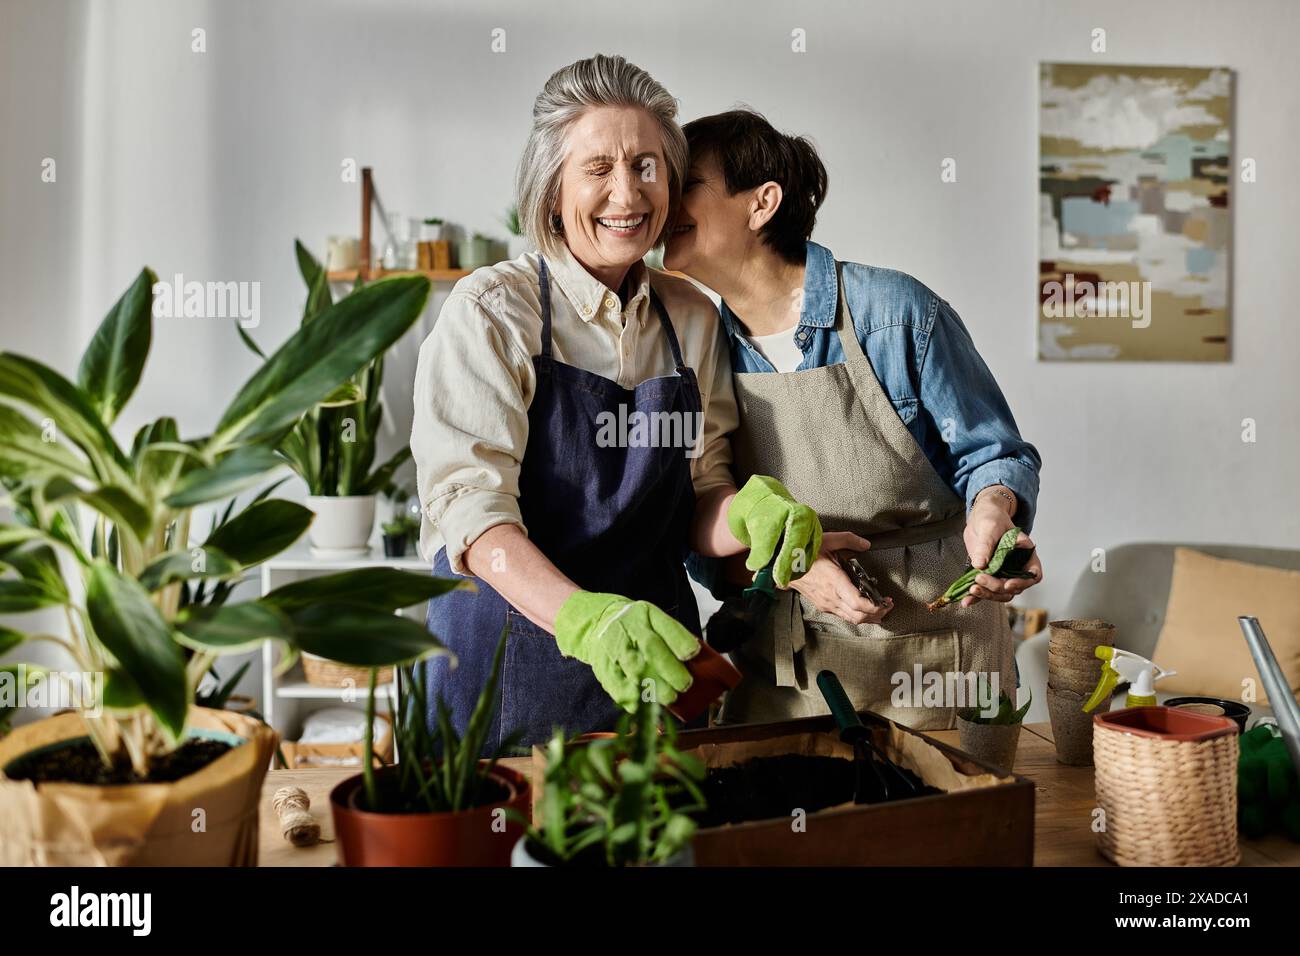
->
xmin=251 ymin=242 xmax=409 ymax=497
xmin=0 ymin=267 xmax=460 ymax=775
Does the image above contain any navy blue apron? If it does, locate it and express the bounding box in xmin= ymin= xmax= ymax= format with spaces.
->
xmin=425 ymin=257 xmax=702 ymax=754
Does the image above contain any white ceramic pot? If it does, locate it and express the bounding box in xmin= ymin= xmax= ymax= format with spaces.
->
xmin=305 ymin=495 xmax=376 ymax=558
xmin=510 ymin=834 xmax=694 ymax=867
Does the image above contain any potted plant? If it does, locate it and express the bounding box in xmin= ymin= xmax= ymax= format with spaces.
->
xmin=258 ymin=242 xmax=415 ymax=557
xmin=512 ymin=694 xmax=706 ymax=867
xmin=379 ymin=483 xmax=420 ymax=558
xmin=502 ymin=204 xmax=529 ymax=259
xmin=956 ymin=680 xmax=1032 ymax=771
xmin=0 ymin=265 xmax=459 ymax=865
xmin=457 ymin=232 xmax=495 ymax=271
xmin=420 ymin=217 xmax=444 ymax=242
xmin=330 ymin=624 xmax=530 ymax=866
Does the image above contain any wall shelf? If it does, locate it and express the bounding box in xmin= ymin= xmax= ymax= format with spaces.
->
xmin=327 ymin=267 xmax=469 ymax=284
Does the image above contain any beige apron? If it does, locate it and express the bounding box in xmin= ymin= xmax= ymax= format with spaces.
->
xmin=719 ymin=265 xmax=1014 ymax=731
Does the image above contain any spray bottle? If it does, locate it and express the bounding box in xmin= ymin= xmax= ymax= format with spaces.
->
xmin=1082 ymin=646 xmax=1176 ymax=713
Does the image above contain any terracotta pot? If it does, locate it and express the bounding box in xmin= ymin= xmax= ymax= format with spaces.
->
xmin=330 ymin=764 xmax=529 ymax=866
xmin=668 ymin=643 xmax=742 ymax=723
xmin=956 ymin=717 xmax=1022 ymax=772
xmin=0 ymin=708 xmax=277 ymax=866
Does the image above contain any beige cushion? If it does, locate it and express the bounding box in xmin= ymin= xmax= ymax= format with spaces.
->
xmin=1151 ymin=547 xmax=1300 ymax=707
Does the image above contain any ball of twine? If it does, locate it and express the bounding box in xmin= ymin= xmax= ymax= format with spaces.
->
xmin=272 ymin=786 xmax=322 ymax=847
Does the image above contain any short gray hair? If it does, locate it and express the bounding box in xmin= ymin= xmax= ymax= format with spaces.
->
xmin=516 ymin=54 xmax=687 ymax=258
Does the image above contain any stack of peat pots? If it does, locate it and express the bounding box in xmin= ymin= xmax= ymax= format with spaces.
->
xmin=1046 ymin=619 xmax=1115 ymax=765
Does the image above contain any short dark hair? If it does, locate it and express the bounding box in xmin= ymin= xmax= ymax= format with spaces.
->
xmin=682 ymin=108 xmax=828 ymax=263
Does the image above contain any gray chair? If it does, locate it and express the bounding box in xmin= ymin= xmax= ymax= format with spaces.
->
xmin=1016 ymin=542 xmax=1300 ymax=724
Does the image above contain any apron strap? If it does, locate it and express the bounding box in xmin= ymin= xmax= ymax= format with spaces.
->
xmin=537 ymin=256 xmax=554 ymax=360
xmin=832 ymin=262 xmax=864 ymax=363
xmin=649 ymin=287 xmax=688 ymax=372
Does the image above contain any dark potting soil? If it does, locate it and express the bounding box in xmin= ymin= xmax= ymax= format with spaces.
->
xmin=6 ymin=738 xmax=233 ymax=785
xmin=692 ymin=753 xmax=942 ymax=828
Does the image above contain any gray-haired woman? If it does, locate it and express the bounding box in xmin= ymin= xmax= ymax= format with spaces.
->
xmin=411 ymin=54 xmax=821 ymax=751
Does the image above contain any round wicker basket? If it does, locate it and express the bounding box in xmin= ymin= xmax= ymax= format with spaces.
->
xmin=301 ymin=653 xmax=394 ymax=690
xmin=1093 ymin=707 xmax=1240 ymax=867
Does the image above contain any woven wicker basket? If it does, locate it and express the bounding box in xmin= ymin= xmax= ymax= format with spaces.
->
xmin=301 ymin=653 xmax=393 ymax=689
xmin=1093 ymin=706 xmax=1240 ymax=867
xmin=280 ymin=712 xmax=393 ymax=769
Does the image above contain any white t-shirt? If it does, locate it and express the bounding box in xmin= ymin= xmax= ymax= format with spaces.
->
xmin=744 ymin=325 xmax=804 ymax=373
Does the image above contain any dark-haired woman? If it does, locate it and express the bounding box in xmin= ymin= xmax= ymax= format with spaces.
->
xmin=668 ymin=110 xmax=1043 ymax=730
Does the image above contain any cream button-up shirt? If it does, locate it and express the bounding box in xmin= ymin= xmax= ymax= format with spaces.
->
xmin=411 ymin=245 xmax=738 ymax=573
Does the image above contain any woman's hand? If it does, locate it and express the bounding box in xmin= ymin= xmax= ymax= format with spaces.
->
xmin=788 ymin=531 xmax=892 ymax=624
xmin=962 ymin=490 xmax=1043 ymax=608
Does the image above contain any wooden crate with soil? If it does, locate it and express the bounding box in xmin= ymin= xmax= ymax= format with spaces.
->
xmin=532 ymin=711 xmax=1035 ymax=866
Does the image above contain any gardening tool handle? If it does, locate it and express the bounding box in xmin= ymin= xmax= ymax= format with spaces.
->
xmin=706 ymin=562 xmax=779 ymax=653
xmin=817 ymin=670 xmax=866 ymax=739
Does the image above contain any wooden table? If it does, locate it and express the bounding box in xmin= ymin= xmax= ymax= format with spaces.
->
xmin=258 ymin=722 xmax=1300 ymax=867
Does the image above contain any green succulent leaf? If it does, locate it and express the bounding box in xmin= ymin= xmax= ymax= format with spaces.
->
xmin=204 ymin=498 xmax=312 ymax=565
xmin=0 ymin=352 xmax=132 ymax=483
xmin=175 ymin=601 xmax=293 ymax=654
xmin=77 ymin=268 xmax=156 ymax=425
xmin=85 ymin=560 xmax=188 ymax=741
xmin=164 ymin=445 xmax=284 ymax=508
xmin=0 ymin=406 xmax=95 ymax=480
xmin=262 ymin=568 xmax=470 ymax=613
xmin=138 ymin=545 xmax=239 ymax=591
xmin=212 ymin=274 xmax=429 ymax=449
xmin=286 ymin=603 xmax=450 ymax=667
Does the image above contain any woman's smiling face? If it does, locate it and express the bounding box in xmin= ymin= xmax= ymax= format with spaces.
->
xmin=663 ymin=152 xmax=751 ymax=284
xmin=555 ymin=106 xmax=669 ymax=286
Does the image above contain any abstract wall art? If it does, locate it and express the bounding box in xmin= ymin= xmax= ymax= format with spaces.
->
xmin=1039 ymin=63 xmax=1233 ymax=361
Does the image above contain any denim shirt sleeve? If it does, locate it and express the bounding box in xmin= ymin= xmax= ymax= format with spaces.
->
xmin=916 ymin=299 xmax=1042 ymax=532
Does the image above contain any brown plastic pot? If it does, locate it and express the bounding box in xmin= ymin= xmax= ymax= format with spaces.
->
xmin=330 ymin=764 xmax=529 ymax=867
xmin=668 ymin=643 xmax=742 ymax=723
xmin=1093 ymin=705 xmax=1238 ymax=742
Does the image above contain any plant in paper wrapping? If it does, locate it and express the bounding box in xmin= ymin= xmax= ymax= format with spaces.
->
xmin=0 ymin=265 xmax=463 ymax=863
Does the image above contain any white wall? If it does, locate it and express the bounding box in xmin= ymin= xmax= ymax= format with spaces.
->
xmin=3 ymin=0 xmax=1298 ymax=690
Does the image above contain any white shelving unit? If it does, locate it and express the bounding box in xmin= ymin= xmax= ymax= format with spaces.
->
xmin=259 ymin=542 xmax=430 ymax=743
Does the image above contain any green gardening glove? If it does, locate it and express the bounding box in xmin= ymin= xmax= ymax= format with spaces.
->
xmin=555 ymin=591 xmax=699 ymax=712
xmin=727 ymin=475 xmax=823 ymax=588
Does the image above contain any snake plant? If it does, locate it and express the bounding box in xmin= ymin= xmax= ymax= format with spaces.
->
xmin=0 ymin=266 xmax=463 ymax=775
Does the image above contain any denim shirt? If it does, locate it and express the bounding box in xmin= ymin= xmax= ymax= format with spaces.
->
xmin=722 ymin=240 xmax=1042 ymax=531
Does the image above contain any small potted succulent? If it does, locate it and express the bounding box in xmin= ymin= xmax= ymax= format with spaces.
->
xmin=329 ymin=624 xmax=530 ymax=867
xmin=512 ymin=694 xmax=706 ymax=867
xmin=379 ymin=483 xmax=420 ymax=558
xmin=956 ymin=680 xmax=1032 ymax=772
xmin=420 ymin=217 xmax=445 ymax=242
